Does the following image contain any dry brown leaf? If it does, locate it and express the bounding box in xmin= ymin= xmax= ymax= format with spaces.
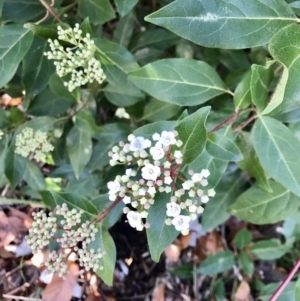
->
xmin=42 ymin=262 xmax=79 ymax=301
xmin=179 ymin=232 xmax=192 ymax=249
xmin=0 ymin=211 xmax=17 ymax=247
xmin=234 ymin=281 xmax=250 ymax=301
xmin=152 ymin=284 xmax=165 ymax=301
xmin=0 ymin=93 xmax=23 ymax=107
xmin=8 ymin=208 xmax=33 ymax=230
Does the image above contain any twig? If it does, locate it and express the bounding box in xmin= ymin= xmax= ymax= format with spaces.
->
xmin=2 ymin=295 xmax=41 ymax=301
xmin=232 ymin=114 xmax=257 ymax=133
xmin=39 ymin=0 xmax=62 ymax=22
xmin=269 ymin=259 xmax=300 ymax=301
xmin=208 ymin=110 xmax=241 ymax=134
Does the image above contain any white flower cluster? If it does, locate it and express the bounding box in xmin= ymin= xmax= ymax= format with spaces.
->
xmin=0 ymin=129 xmax=3 ymax=140
xmin=107 ymin=131 xmax=215 ymax=235
xmin=44 ymin=24 xmax=106 ymax=91
xmin=27 ymin=204 xmax=105 ymax=276
xmin=15 ymin=127 xmax=54 ymax=162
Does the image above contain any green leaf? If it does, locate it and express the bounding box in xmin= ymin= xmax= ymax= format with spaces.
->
xmin=24 ymin=23 xmax=58 ymax=41
xmin=145 ymin=0 xmax=297 ymax=49
xmin=188 ymin=150 xmax=228 ymax=190
xmin=142 ymin=98 xmax=180 ymax=122
xmin=0 ymin=24 xmax=33 ymax=88
xmin=4 ymin=151 xmax=26 ymax=188
xmin=176 ymin=106 xmax=210 ymax=164
xmin=2 ymin=0 xmax=43 ymax=22
xmin=197 ymin=251 xmax=235 ymax=275
xmin=0 ymin=136 xmax=8 ymax=185
xmin=239 ymin=252 xmax=254 ymax=278
xmin=236 ymin=131 xmax=271 ymax=192
xmin=251 ymin=63 xmax=274 ymax=112
xmin=49 ymin=73 xmax=79 ymax=102
xmin=290 ymin=1 xmax=300 ymax=15
xmin=0 ymin=107 xmax=11 ymax=128
xmin=129 ymin=59 xmax=228 ymax=106
xmin=27 ymin=87 xmax=73 ymax=117
xmin=24 ymin=160 xmax=46 ymax=190
xmin=114 ymin=0 xmax=138 ymax=17
xmin=78 ymin=0 xmax=115 ymax=25
xmin=253 ymin=116 xmax=300 ymax=196
xmin=170 ymin=264 xmax=193 ymax=279
xmin=74 ymin=111 xmax=101 ymax=136
xmin=40 ymin=190 xmax=98 ymax=219
xmin=234 ymin=71 xmax=252 ymax=110
xmin=202 ymin=171 xmax=244 ymax=231
xmin=206 ymin=133 xmax=243 ymax=162
xmin=146 ymin=193 xmax=179 ymax=262
xmin=250 ymin=239 xmax=293 ymax=260
xmin=65 ymin=175 xmax=100 ymax=198
xmin=259 ymin=282 xmax=295 ymax=301
xmin=234 ymin=229 xmax=252 ymax=249
xmin=264 ymin=24 xmax=300 ymax=115
xmin=113 ymin=12 xmax=135 ymax=48
xmin=66 ymin=126 xmax=93 ymax=179
xmin=296 ymin=275 xmax=300 ymax=300
xmin=89 ymin=224 xmax=116 ymax=286
xmin=229 ymin=180 xmax=299 ymax=224
xmin=134 ymin=120 xmax=177 ymax=139
xmin=22 ymin=37 xmax=55 ymax=100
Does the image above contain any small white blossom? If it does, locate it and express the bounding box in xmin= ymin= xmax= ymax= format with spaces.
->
xmin=188 ymin=204 xmax=197 ymax=213
xmin=130 ymin=136 xmax=151 ymax=152
xmin=141 ymin=164 xmax=160 ymax=181
xmin=201 ymin=195 xmax=209 ymax=203
xmin=122 ymin=196 xmax=131 ymax=204
xmin=208 ymin=189 xmax=216 ymax=197
xmin=191 ymin=173 xmax=203 ymax=183
xmin=174 ymin=150 xmax=182 ymax=159
xmin=152 ymin=133 xmax=160 ymax=141
xmin=172 ymin=215 xmax=191 ymax=232
xmin=127 ymin=211 xmax=143 ymax=231
xmin=150 ymin=144 xmax=165 ymax=160
xmin=164 ymin=176 xmax=173 ymax=185
xmin=159 ymin=131 xmax=177 ymax=146
xmin=166 ymin=202 xmax=181 ymax=217
xmin=202 ymin=169 xmax=210 ymax=178
xmin=115 ymin=108 xmax=130 ymax=119
xmin=107 ymin=180 xmax=121 ymax=194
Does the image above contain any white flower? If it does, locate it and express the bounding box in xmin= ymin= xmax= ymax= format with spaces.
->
xmin=152 ymin=133 xmax=160 ymax=141
xmin=191 ymin=173 xmax=202 ymax=183
xmin=141 ymin=164 xmax=160 ymax=181
xmin=129 ymin=136 xmax=151 ymax=152
xmin=188 ymin=205 xmax=197 ymax=213
xmin=201 ymin=195 xmax=209 ymax=203
xmin=202 ymin=169 xmax=210 ymax=178
xmin=127 ymin=211 xmax=143 ymax=231
xmin=174 ymin=150 xmax=182 ymax=159
xmin=107 ymin=180 xmax=121 ymax=194
xmin=122 ymin=196 xmax=131 ymax=204
xmin=150 ymin=144 xmax=165 ymax=160
xmin=159 ymin=131 xmax=176 ymax=146
xmin=115 ymin=108 xmax=130 ymax=119
xmin=164 ymin=176 xmax=173 ymax=185
xmin=166 ymin=203 xmax=181 ymax=217
xmin=182 ymin=180 xmax=194 ymax=190
xmin=148 ymin=186 xmax=156 ymax=195
xmin=208 ymin=189 xmax=216 ymax=197
xmin=172 ymin=215 xmax=191 ymax=231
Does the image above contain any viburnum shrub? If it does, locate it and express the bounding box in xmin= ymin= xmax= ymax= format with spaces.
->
xmin=1 ymin=0 xmax=300 ymax=300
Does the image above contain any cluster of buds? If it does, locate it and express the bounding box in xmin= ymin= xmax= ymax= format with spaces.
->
xmin=107 ymin=131 xmax=215 ymax=235
xmin=44 ymin=24 xmax=106 ymax=91
xmin=27 ymin=204 xmax=105 ymax=277
xmin=15 ymin=127 xmax=54 ymax=162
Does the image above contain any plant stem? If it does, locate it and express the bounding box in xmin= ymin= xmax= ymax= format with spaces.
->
xmin=208 ymin=110 xmax=241 ymax=134
xmin=269 ymin=259 xmax=300 ymax=301
xmin=39 ymin=0 xmax=62 ymax=22
xmin=232 ymin=113 xmax=257 ymax=133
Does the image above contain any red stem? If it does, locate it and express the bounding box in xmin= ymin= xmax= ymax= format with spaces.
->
xmin=269 ymin=259 xmax=300 ymax=301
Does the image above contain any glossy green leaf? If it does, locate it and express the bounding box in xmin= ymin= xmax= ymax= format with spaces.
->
xmin=197 ymin=251 xmax=235 ymax=275
xmin=65 ymin=175 xmax=100 ymax=198
xmin=170 ymin=264 xmax=193 ymax=279
xmin=251 ymin=63 xmax=273 ymax=112
xmin=74 ymin=111 xmax=101 ymax=136
xmin=0 ymin=24 xmax=33 ymax=88
xmin=290 ymin=1 xmax=300 ymax=15
xmin=78 ymin=0 xmax=115 ymax=25
xmin=146 ymin=193 xmax=179 ymax=262
xmin=265 ymin=24 xmax=300 ymax=115
xmin=250 ymin=238 xmax=293 ymax=260
xmin=145 ymin=0 xmax=297 ymax=49
xmin=27 ymin=88 xmax=73 ymax=117
xmin=24 ymin=23 xmax=58 ymax=41
xmin=206 ymin=133 xmax=243 ymax=162
xmin=253 ymin=116 xmax=300 ymax=196
xmin=142 ymin=98 xmax=180 ymax=122
xmin=113 ymin=12 xmax=135 ymax=48
xmin=188 ymin=150 xmax=228 ymax=190
xmin=22 ymin=37 xmax=55 ymax=100
xmin=66 ymin=126 xmax=93 ymax=179
xmin=114 ymin=0 xmax=138 ymax=17
xmin=4 ymin=151 xmax=26 ymax=188
xmin=296 ymin=275 xmax=300 ymax=300
xmin=236 ymin=131 xmax=271 ymax=192
xmin=129 ymin=59 xmax=228 ymax=106
xmin=89 ymin=225 xmax=116 ymax=286
xmin=134 ymin=120 xmax=177 ymax=139
xmin=2 ymin=0 xmax=43 ymax=22
xmin=234 ymin=229 xmax=252 ymax=249
xmin=234 ymin=71 xmax=252 ymax=110
xmin=24 ymin=160 xmax=46 ymax=190
xmin=202 ymin=171 xmax=244 ymax=231
xmin=239 ymin=252 xmax=254 ymax=278
xmin=259 ymin=282 xmax=295 ymax=301
xmin=229 ymin=180 xmax=299 ymax=224
xmin=176 ymin=107 xmax=210 ymax=163
xmin=0 ymin=107 xmax=10 ymax=128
